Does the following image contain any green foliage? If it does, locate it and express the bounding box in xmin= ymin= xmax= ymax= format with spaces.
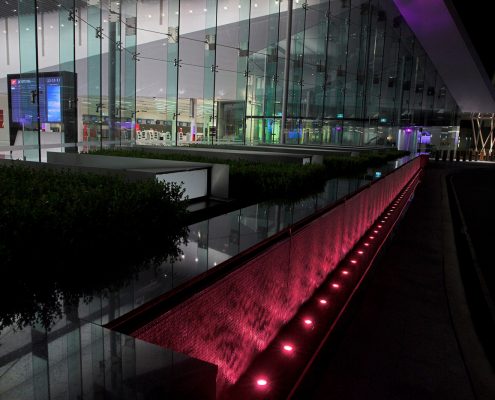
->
xmin=91 ymin=148 xmax=409 ymax=201
xmin=323 ymin=150 xmax=410 ymax=177
xmin=92 ymin=149 xmax=328 ymax=201
xmin=229 ymin=161 xmax=327 ymax=201
xmin=0 ymin=164 xmax=189 ymax=329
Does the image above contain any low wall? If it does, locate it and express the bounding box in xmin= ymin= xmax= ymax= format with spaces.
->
xmin=133 ymin=155 xmax=427 ymax=395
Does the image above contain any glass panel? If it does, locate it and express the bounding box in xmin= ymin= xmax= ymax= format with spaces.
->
xmin=87 ymin=0 xmax=103 ymax=147
xmin=17 ymin=0 xmax=40 ymax=161
xmin=121 ymin=0 xmax=137 ymax=144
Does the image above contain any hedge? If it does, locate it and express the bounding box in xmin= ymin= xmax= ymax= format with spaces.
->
xmin=92 ymin=148 xmax=409 ymax=201
xmin=92 ymin=149 xmax=328 ymax=201
xmin=0 ymin=165 xmax=188 ymax=329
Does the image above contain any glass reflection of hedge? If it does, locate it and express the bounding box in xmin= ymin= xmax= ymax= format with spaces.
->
xmin=0 ymin=165 xmax=188 ymax=330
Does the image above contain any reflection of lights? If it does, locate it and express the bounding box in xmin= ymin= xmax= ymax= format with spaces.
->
xmin=373 ymin=230 xmax=378 ymax=234
xmin=283 ymin=344 xmax=294 ymax=352
xmin=195 ymin=257 xmax=199 ymax=262
xmin=364 ymin=243 xmax=369 ymax=246
xmin=256 ymin=378 xmax=268 ymax=387
xmin=213 ymin=262 xmax=217 ymax=266
xmin=378 ymin=225 xmax=382 ymax=228
xmin=319 ymin=299 xmax=328 ymax=304
xmin=181 ymin=254 xmax=185 ymax=259
xmin=369 ymin=236 xmax=375 ymax=240
xmin=381 ymin=220 xmax=385 ymax=223
xmin=332 ymin=283 xmax=340 ymax=288
xmin=358 ymin=250 xmax=364 ymax=255
xmin=304 ymin=319 xmax=313 ymax=325
xmin=342 ymin=270 xmax=349 ymax=275
xmin=350 ymin=259 xmax=357 ymax=264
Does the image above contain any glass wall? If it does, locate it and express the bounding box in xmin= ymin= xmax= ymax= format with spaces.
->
xmin=0 ymin=0 xmax=460 ymax=157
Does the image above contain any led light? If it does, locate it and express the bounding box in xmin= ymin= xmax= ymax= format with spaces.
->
xmin=378 ymin=225 xmax=382 ymax=228
xmin=332 ymin=283 xmax=340 ymax=288
xmin=350 ymin=259 xmax=357 ymax=264
xmin=358 ymin=250 xmax=364 ymax=254
xmin=319 ymin=299 xmax=328 ymax=304
xmin=304 ymin=319 xmax=313 ymax=325
xmin=384 ymin=217 xmax=388 ymax=219
xmin=195 ymin=257 xmax=199 ymax=262
xmin=369 ymin=236 xmax=375 ymax=240
xmin=364 ymin=242 xmax=369 ymax=246
xmin=373 ymin=230 xmax=378 ymax=234
xmin=257 ymin=378 xmax=268 ymax=386
xmin=342 ymin=270 xmax=349 ymax=275
xmin=381 ymin=220 xmax=385 ymax=223
xmin=283 ymin=344 xmax=294 ymax=352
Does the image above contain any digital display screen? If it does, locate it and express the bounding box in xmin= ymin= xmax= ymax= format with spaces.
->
xmin=9 ymin=76 xmax=62 ymax=123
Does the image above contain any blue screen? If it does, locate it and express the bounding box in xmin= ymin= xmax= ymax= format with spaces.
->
xmin=46 ymin=84 xmax=61 ymax=122
xmin=10 ymin=76 xmax=62 ymax=124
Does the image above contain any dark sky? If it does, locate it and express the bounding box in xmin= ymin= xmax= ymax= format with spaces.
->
xmin=450 ymin=0 xmax=495 ymax=78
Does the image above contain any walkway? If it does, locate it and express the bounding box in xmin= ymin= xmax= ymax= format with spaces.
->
xmin=295 ymin=162 xmax=495 ymax=400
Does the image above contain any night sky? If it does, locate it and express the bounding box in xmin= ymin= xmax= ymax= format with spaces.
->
xmin=450 ymin=0 xmax=495 ymax=78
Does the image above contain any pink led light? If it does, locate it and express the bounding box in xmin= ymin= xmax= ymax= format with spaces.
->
xmin=350 ymin=259 xmax=357 ymax=264
xmin=342 ymin=270 xmax=349 ymax=275
xmin=378 ymin=225 xmax=382 ymax=228
xmin=332 ymin=283 xmax=340 ymax=288
xmin=369 ymin=236 xmax=375 ymax=240
xmin=283 ymin=344 xmax=294 ymax=352
xmin=257 ymin=378 xmax=268 ymax=387
xmin=373 ymin=230 xmax=378 ymax=234
xmin=384 ymin=217 xmax=388 ymax=219
xmin=358 ymin=250 xmax=364 ymax=254
xmin=319 ymin=299 xmax=328 ymax=304
xmin=304 ymin=319 xmax=313 ymax=325
xmin=364 ymin=243 xmax=369 ymax=246
xmin=381 ymin=220 xmax=385 ymax=223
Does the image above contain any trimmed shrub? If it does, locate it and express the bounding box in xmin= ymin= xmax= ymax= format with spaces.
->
xmin=92 ymin=149 xmax=328 ymax=201
xmin=0 ymin=165 xmax=188 ymax=329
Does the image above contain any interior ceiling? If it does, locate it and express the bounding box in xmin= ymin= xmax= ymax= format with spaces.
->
xmin=393 ymin=0 xmax=495 ymax=113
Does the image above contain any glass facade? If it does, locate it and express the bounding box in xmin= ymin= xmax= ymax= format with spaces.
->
xmin=0 ymin=0 xmax=459 ymax=158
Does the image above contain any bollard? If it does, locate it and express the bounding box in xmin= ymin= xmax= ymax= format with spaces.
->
xmin=442 ymin=150 xmax=447 ymax=161
xmin=456 ymin=150 xmax=460 ymax=162
xmin=435 ymin=150 xmax=440 ymax=161
xmin=449 ymin=150 xmax=454 ymax=162
xmin=475 ymin=151 xmax=479 ymax=161
xmin=462 ymin=151 xmax=466 ymax=162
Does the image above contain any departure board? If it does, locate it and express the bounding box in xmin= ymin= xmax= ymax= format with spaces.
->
xmin=9 ymin=76 xmax=62 ymax=124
